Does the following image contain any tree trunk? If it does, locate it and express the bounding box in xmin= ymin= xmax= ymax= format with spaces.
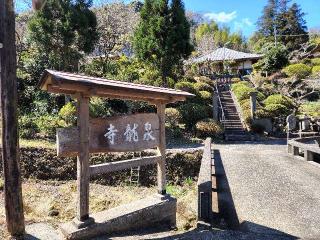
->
xmin=0 ymin=0 xmax=25 ymax=236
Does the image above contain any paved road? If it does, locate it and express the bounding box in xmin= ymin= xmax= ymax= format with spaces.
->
xmin=214 ymin=140 xmax=320 ymax=239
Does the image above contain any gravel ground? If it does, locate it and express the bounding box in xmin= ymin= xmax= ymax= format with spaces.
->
xmin=214 ymin=139 xmax=320 ymax=239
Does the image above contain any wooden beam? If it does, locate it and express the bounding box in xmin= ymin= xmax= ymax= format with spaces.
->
xmin=156 ymin=103 xmax=166 ymax=194
xmin=76 ymin=94 xmax=90 ymax=222
xmin=46 ymin=80 xmax=186 ymax=103
xmin=0 ymin=0 xmax=25 ymax=236
xmin=89 ymin=155 xmax=161 ymax=175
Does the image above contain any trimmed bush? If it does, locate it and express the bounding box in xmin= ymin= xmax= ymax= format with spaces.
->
xmin=263 ymin=94 xmax=294 ymax=108
xmin=175 ymin=81 xmax=195 ymax=93
xmin=193 ymin=82 xmax=212 ymax=92
xmin=264 ymin=104 xmax=290 ymax=117
xmin=256 ymin=109 xmax=272 ymax=119
xmin=239 ymin=99 xmax=251 ymax=111
xmin=233 ymin=85 xmax=253 ymax=101
xmin=196 ymin=76 xmax=212 ymax=85
xmin=312 ymin=66 xmax=320 ymax=76
xmin=166 ymin=125 xmax=183 ymax=139
xmin=178 ymin=103 xmax=211 ymax=129
xmin=283 ymin=63 xmax=312 ymax=79
xmin=231 ymin=81 xmax=251 ymax=92
xmin=165 ymin=108 xmax=182 ymax=127
xmin=58 ymin=102 xmax=76 ymax=126
xmin=231 ymin=78 xmax=241 ymax=84
xmin=89 ymin=97 xmax=113 ymax=118
xmin=19 ymin=115 xmax=38 ymax=139
xmin=35 ymin=115 xmax=66 ymax=138
xmin=195 ymin=118 xmax=223 ymax=138
xmin=198 ymin=91 xmax=212 ymax=101
xmin=299 ymin=102 xmax=320 ymax=117
xmin=311 ymin=58 xmax=320 ymax=66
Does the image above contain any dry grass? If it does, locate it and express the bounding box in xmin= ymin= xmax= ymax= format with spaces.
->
xmin=0 ymin=180 xmax=197 ymax=237
xmin=19 ymin=138 xmax=56 ymax=149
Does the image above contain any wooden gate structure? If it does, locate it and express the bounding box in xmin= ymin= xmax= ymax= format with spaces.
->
xmin=38 ymin=69 xmax=193 ymax=238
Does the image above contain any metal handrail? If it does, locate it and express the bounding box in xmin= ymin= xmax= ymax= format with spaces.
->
xmin=215 ymin=82 xmax=226 ymax=128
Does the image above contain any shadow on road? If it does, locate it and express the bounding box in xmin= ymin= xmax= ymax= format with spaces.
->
xmin=211 ymin=149 xmax=298 ymax=239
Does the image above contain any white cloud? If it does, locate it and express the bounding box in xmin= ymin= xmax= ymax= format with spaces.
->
xmin=242 ymin=18 xmax=253 ymax=27
xmin=204 ymin=11 xmax=237 ymax=23
xmin=234 ymin=18 xmax=254 ymax=31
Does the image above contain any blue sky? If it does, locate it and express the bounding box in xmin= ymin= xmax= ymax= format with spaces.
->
xmin=182 ymin=0 xmax=320 ymax=37
xmin=16 ymin=0 xmax=320 ymax=37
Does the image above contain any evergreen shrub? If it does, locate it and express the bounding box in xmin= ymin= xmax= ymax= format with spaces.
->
xmin=165 ymin=108 xmax=182 ymax=127
xmin=195 ymin=118 xmax=223 ymax=138
xmin=58 ymin=102 xmax=76 ymax=126
xmin=178 ymin=103 xmax=211 ymax=128
xmin=175 ymin=81 xmax=195 ymax=93
xmin=19 ymin=115 xmax=38 ymax=139
xmin=283 ymin=63 xmax=312 ymax=79
xmin=311 ymin=58 xmax=320 ymax=66
xmin=193 ymin=82 xmax=212 ymax=92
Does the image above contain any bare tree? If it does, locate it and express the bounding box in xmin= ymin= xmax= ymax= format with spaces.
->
xmin=93 ymin=1 xmax=140 ymax=65
xmin=274 ymin=77 xmax=319 ymax=107
xmin=16 ymin=11 xmax=31 ymax=65
xmin=196 ymin=33 xmax=217 ymax=55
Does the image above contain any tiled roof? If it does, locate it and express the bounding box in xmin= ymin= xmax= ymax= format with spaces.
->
xmin=187 ymin=47 xmax=263 ymax=64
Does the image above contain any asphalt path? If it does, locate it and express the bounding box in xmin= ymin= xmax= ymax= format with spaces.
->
xmin=214 ymin=140 xmax=320 ymax=239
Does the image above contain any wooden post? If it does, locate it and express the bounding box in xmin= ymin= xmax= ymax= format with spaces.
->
xmin=76 ymin=94 xmax=91 ymax=222
xmin=0 ymin=0 xmax=25 ymax=236
xmin=156 ymin=103 xmax=166 ymax=194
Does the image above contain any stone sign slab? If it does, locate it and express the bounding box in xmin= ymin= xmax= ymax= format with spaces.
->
xmin=60 ymin=194 xmax=177 ymax=240
xmin=57 ymin=113 xmax=160 ymax=157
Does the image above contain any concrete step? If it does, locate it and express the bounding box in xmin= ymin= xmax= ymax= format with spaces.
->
xmin=224 ymin=126 xmax=244 ymax=129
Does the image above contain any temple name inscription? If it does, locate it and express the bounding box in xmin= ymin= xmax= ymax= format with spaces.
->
xmin=57 ymin=113 xmax=160 ymax=157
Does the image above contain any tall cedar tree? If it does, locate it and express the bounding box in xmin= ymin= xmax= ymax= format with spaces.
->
xmin=169 ymin=0 xmax=193 ymax=64
xmin=278 ymin=3 xmax=308 ymax=51
xmin=257 ymin=0 xmax=278 ymax=37
xmin=133 ymin=0 xmax=192 ymax=86
xmin=257 ymin=0 xmax=308 ymax=50
xmin=28 ymin=0 xmax=98 ymax=72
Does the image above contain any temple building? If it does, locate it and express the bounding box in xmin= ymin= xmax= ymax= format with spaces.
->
xmin=187 ymin=47 xmax=263 ymax=76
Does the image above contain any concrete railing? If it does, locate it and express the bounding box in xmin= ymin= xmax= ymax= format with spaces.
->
xmin=288 ymin=136 xmax=320 ymax=161
xmin=197 ymin=138 xmax=212 ymax=225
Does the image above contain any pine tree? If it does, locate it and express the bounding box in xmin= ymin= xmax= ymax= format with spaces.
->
xmin=133 ymin=0 xmax=192 ymax=86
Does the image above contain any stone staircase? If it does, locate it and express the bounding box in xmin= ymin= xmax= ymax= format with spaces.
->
xmin=219 ymin=90 xmax=252 ymax=141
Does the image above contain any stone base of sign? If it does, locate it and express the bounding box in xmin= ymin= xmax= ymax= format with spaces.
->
xmin=72 ymin=217 xmax=95 ymax=229
xmin=60 ymin=194 xmax=177 ymax=240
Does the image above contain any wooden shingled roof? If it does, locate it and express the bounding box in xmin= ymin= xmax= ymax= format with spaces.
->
xmin=39 ymin=69 xmax=194 ymax=104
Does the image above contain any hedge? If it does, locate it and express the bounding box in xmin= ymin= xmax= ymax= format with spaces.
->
xmin=0 ymin=147 xmax=203 ymax=187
